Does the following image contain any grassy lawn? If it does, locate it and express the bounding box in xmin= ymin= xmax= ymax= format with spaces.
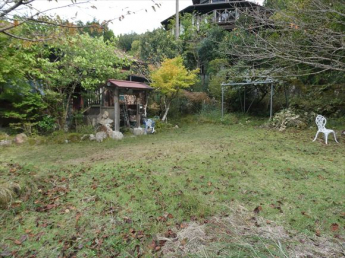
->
xmin=1 ymin=122 xmax=344 ymax=257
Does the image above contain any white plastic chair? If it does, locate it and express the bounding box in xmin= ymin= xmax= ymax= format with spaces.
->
xmin=313 ymin=115 xmax=338 ymax=144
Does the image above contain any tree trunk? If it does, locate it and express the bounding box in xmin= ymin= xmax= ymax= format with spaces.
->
xmin=161 ymin=98 xmax=171 ymax=122
xmin=62 ymin=83 xmax=77 ymax=131
xmin=161 ymin=105 xmax=170 ymax=122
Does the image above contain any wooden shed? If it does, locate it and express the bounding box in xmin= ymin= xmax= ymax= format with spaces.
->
xmin=101 ymin=80 xmax=153 ymax=131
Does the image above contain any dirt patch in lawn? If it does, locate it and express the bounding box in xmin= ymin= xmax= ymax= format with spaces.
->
xmin=156 ymin=205 xmax=345 ymax=257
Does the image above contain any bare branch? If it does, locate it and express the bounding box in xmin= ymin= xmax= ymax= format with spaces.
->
xmin=223 ymin=0 xmax=345 ymax=76
xmin=2 ymin=30 xmax=53 ymax=42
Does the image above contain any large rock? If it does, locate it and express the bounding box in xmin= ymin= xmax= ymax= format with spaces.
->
xmin=132 ymin=127 xmax=144 ymax=136
xmin=90 ymin=132 xmax=107 ymax=142
xmin=98 ymin=111 xmax=113 ymax=126
xmin=109 ymin=131 xmax=124 ymax=140
xmin=96 ymin=131 xmax=107 ymax=142
xmin=14 ymin=133 xmax=27 ymax=144
xmin=0 ymin=140 xmax=12 ymax=146
xmin=99 ymin=118 xmax=113 ymax=126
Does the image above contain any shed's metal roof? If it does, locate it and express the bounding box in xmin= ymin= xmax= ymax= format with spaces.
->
xmin=107 ymin=80 xmax=153 ymax=90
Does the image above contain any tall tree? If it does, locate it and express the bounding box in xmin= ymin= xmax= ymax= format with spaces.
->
xmin=222 ymin=0 xmax=345 ymax=77
xmin=150 ymin=56 xmax=199 ymax=121
xmin=139 ymin=28 xmax=180 ymax=67
xmin=76 ymin=19 xmax=115 ymax=42
xmin=117 ymin=32 xmax=140 ymax=52
xmin=39 ymin=34 xmax=129 ymax=128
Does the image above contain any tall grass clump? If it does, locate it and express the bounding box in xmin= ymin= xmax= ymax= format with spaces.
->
xmin=198 ymin=104 xmax=239 ymax=125
xmin=0 ymin=183 xmax=21 ymax=208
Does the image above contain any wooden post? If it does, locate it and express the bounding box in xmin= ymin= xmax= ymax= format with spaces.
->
xmin=100 ymin=87 xmax=103 ymax=115
xmin=136 ymin=96 xmax=140 ymax=128
xmin=114 ymin=87 xmax=120 ymax=131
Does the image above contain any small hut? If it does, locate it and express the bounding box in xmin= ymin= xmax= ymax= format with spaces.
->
xmin=100 ymin=80 xmax=153 ymax=131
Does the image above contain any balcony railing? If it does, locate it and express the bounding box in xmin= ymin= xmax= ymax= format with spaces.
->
xmin=208 ymin=8 xmax=239 ymax=24
xmin=200 ymin=0 xmax=231 ymax=4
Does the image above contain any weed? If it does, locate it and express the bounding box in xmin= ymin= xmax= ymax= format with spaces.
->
xmin=0 ymin=183 xmax=21 ymax=208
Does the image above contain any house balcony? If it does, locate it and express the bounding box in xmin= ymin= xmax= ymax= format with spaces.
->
xmin=193 ymin=0 xmax=233 ymax=4
xmin=209 ymin=8 xmax=239 ymax=25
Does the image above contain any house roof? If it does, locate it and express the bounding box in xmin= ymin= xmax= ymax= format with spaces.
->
xmin=107 ymin=80 xmax=153 ymax=90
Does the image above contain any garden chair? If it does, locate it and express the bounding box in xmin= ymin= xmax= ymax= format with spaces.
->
xmin=144 ymin=119 xmax=155 ymax=134
xmin=313 ymin=115 xmax=338 ymax=144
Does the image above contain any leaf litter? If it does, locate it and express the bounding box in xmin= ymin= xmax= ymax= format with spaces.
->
xmin=157 ymin=205 xmax=345 ymax=257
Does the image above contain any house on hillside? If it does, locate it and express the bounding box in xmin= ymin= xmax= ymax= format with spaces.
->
xmin=161 ymin=0 xmax=269 ymax=32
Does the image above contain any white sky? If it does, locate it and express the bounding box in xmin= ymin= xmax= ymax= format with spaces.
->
xmin=26 ymin=0 xmax=264 ymax=35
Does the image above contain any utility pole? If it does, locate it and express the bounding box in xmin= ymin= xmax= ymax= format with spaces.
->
xmin=175 ymin=0 xmax=179 ymax=40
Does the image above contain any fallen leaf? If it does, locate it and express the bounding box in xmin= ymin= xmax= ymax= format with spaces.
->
xmin=158 ymin=240 xmax=166 ymax=247
xmin=331 ymin=223 xmax=339 ymax=231
xmin=19 ymin=235 xmax=28 ymax=243
xmin=180 ymin=223 xmax=187 ymax=229
xmin=315 ymin=230 xmax=321 ymax=237
xmin=157 ymin=216 xmax=167 ymax=222
xmin=14 ymin=240 xmax=22 ymax=245
xmin=149 ymin=240 xmax=156 ymax=250
xmin=46 ymin=204 xmax=56 ymax=210
xmin=123 ymin=217 xmax=132 ymax=224
xmin=301 ymin=211 xmax=310 ymax=217
xmin=136 ymin=231 xmax=145 ymax=239
xmin=254 ymin=206 xmax=262 ymax=214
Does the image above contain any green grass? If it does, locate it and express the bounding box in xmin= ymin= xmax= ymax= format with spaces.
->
xmin=0 ymin=122 xmax=344 ymax=257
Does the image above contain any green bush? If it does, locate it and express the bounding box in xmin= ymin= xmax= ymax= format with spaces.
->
xmin=38 ymin=115 xmax=57 ymax=134
xmin=154 ymin=120 xmax=173 ymax=131
xmin=75 ymin=125 xmax=95 ymax=134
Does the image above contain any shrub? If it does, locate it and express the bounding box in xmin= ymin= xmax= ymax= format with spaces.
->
xmin=154 ymin=120 xmax=173 ymax=131
xmin=38 ymin=115 xmax=57 ymax=134
xmin=268 ymin=108 xmax=316 ymax=131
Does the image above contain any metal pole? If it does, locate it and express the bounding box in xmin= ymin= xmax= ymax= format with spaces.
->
xmin=270 ymin=83 xmax=273 ymax=120
xmin=176 ymin=0 xmax=179 ymax=40
xmin=221 ymin=85 xmax=224 ymax=119
xmin=243 ymin=86 xmax=246 ymax=113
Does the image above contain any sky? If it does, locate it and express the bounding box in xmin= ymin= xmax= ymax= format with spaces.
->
xmin=26 ymin=0 xmax=264 ymax=35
